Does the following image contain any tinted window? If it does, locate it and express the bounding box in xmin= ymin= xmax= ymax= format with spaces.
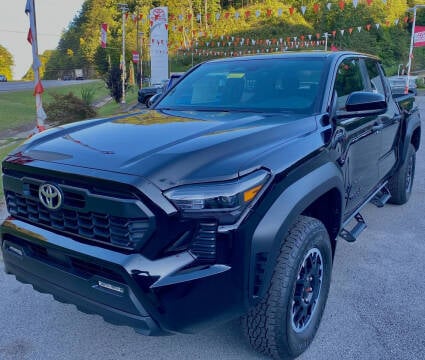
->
xmin=365 ymin=59 xmax=386 ymax=95
xmin=156 ymin=58 xmax=325 ymax=113
xmin=334 ymin=58 xmax=364 ymax=109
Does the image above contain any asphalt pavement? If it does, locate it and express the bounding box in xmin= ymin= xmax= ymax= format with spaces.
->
xmin=0 ymin=98 xmax=424 ymax=360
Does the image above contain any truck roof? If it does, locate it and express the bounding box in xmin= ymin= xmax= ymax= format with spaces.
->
xmin=205 ymin=51 xmax=379 ymax=63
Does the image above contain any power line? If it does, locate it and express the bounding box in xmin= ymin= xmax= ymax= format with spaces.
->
xmin=0 ymin=29 xmax=60 ymax=37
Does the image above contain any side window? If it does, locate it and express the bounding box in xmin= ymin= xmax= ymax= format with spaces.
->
xmin=334 ymin=58 xmax=364 ymax=109
xmin=365 ymin=59 xmax=386 ymax=95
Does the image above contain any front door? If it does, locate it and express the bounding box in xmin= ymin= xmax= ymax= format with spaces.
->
xmin=333 ymin=57 xmax=382 ymax=216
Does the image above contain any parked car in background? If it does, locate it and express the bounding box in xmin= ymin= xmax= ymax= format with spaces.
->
xmin=388 ymin=75 xmax=417 ymax=96
xmin=0 ymin=74 xmax=7 ymax=82
xmin=137 ymin=81 xmax=166 ymax=105
xmin=146 ymin=73 xmax=184 ymax=108
xmin=139 ymin=74 xmax=184 ymax=106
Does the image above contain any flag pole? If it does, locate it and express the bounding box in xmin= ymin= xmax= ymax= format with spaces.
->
xmin=26 ymin=0 xmax=46 ymax=132
xmin=406 ymin=6 xmax=417 ymax=94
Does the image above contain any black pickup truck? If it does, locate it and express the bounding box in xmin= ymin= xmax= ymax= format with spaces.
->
xmin=1 ymin=52 xmax=421 ymax=359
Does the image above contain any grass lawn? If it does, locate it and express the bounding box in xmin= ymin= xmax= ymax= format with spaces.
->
xmin=0 ymin=80 xmax=138 ymax=133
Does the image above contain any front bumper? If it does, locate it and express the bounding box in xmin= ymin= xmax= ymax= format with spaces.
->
xmin=1 ymin=218 xmax=242 ymax=335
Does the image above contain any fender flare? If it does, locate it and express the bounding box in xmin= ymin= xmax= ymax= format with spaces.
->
xmin=400 ymin=109 xmax=421 ymax=165
xmin=249 ymin=162 xmax=344 ymax=301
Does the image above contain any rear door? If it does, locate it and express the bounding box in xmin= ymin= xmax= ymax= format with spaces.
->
xmin=363 ymin=59 xmax=401 ymax=179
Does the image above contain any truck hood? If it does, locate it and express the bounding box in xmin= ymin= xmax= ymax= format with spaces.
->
xmin=11 ymin=110 xmax=318 ymax=190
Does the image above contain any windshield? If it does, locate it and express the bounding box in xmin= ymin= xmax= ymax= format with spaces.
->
xmin=156 ymin=57 xmax=325 ymax=113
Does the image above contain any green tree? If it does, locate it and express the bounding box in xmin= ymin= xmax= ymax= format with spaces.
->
xmin=0 ymin=44 xmax=14 ymax=80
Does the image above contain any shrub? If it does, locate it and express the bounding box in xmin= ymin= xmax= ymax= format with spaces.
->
xmin=45 ymin=92 xmax=97 ymax=125
xmin=80 ymin=87 xmax=96 ymax=105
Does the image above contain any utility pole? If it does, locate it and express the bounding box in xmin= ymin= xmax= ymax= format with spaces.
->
xmin=118 ymin=3 xmax=129 ymax=104
xmin=323 ymin=32 xmax=329 ymax=51
xmin=139 ymin=31 xmax=144 ymax=89
xmin=407 ymin=5 xmax=425 ymax=93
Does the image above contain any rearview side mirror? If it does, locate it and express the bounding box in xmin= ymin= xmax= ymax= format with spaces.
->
xmin=337 ymin=91 xmax=387 ymax=119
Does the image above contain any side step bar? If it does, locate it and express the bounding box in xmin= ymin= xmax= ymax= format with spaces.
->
xmin=371 ymin=186 xmax=391 ymax=208
xmin=339 ymin=213 xmax=367 ymax=242
xmin=339 ymin=184 xmax=391 ymax=242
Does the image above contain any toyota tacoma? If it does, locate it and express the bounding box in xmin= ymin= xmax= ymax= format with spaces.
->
xmin=1 ymin=52 xmax=421 ymax=359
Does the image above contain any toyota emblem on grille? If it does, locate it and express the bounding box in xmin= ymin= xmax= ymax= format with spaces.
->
xmin=39 ymin=184 xmax=63 ymax=210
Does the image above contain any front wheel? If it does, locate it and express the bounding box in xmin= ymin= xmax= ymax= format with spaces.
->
xmin=388 ymin=143 xmax=416 ymax=205
xmin=242 ymin=216 xmax=333 ymax=360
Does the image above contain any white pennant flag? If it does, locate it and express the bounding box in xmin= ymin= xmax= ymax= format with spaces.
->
xmin=357 ymin=26 xmax=362 ymax=32
xmin=301 ymin=6 xmax=307 ymax=15
xmin=375 ymin=23 xmax=380 ymax=29
xmin=352 ymin=0 xmax=359 ymax=8
xmin=327 ymin=3 xmax=332 ymax=10
xmin=340 ymin=29 xmax=345 ymax=36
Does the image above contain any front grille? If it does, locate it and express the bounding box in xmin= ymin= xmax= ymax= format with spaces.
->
xmin=4 ymin=172 xmax=155 ymax=251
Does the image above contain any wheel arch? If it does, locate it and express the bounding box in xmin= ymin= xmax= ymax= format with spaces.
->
xmin=249 ymin=162 xmax=344 ymax=303
xmin=400 ymin=110 xmax=421 ymax=165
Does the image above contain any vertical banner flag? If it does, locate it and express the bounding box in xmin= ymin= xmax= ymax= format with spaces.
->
xmin=149 ymin=6 xmax=168 ymax=84
xmin=413 ymin=25 xmax=425 ymax=47
xmin=132 ymin=51 xmax=139 ymax=63
xmin=25 ymin=0 xmax=46 ymax=132
xmin=101 ymin=23 xmax=107 ymax=48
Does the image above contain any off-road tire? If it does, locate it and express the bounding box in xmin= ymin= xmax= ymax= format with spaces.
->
xmin=388 ymin=143 xmax=416 ymax=205
xmin=242 ymin=216 xmax=332 ymax=360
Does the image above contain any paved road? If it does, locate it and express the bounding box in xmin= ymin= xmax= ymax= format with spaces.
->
xmin=0 ymin=99 xmax=424 ymax=360
xmin=0 ymin=80 xmax=97 ymax=93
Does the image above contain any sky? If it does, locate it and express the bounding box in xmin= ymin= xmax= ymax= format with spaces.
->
xmin=0 ymin=0 xmax=85 ymax=80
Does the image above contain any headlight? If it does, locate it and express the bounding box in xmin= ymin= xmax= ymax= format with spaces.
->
xmin=164 ymin=170 xmax=270 ymax=224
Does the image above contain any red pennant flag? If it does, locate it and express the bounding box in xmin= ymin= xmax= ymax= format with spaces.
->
xmin=339 ymin=1 xmax=345 ymax=10
xmin=316 ymin=33 xmax=320 ymax=39
xmin=187 ymin=14 xmax=192 ymax=20
xmin=245 ymin=11 xmax=250 ymax=18
xmin=366 ymin=0 xmax=373 ymax=5
xmin=224 ymin=12 xmax=230 ymax=19
xmin=404 ymin=16 xmax=409 ymax=23
xmin=314 ymin=4 xmax=320 ymax=13
xmin=27 ymin=28 xmax=32 ymax=44
xmin=34 ymin=81 xmax=44 ymax=95
xmin=332 ymin=30 xmax=336 ymax=37
xmin=366 ymin=24 xmax=371 ymax=31
xmin=289 ymin=7 xmax=295 ymax=16
xmin=165 ymin=24 xmax=168 ymax=30
xmin=348 ymin=28 xmax=353 ymax=34
xmin=267 ymin=9 xmax=272 ymax=17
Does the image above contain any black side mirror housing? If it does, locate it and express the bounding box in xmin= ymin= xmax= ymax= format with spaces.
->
xmin=337 ymin=91 xmax=387 ymax=119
